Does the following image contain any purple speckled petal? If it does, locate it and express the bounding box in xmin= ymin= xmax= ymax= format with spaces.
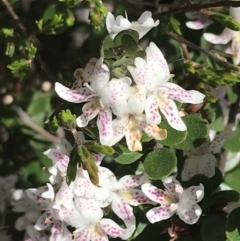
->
xmin=204 ymin=28 xmax=236 ymax=44
xmin=160 ymin=83 xmax=205 ymax=104
xmin=145 ymin=95 xmax=161 ymax=125
xmin=162 ymin=176 xmax=182 ymax=196
xmin=128 ymin=85 xmax=146 ymax=114
xmin=44 ymin=149 xmax=69 ymax=174
xmin=55 ymin=181 xmax=73 ymax=207
xmin=26 ymin=185 xmax=52 ymax=205
xmin=157 ymin=97 xmax=186 ymax=131
xmin=141 ymin=183 xmax=166 ymax=204
xmin=146 ymin=205 xmax=175 ymax=223
xmin=97 ymin=108 xmax=114 ymax=146
xmin=180 ymin=184 xmax=204 ymax=204
xmin=92 ymin=153 xmax=105 ymax=165
xmin=75 ymin=229 xmax=91 ymax=241
xmin=127 ymin=189 xmax=156 ymax=206
xmin=55 ymin=82 xmax=93 ymax=103
xmin=50 ymin=221 xmax=72 ymax=241
xmin=100 ymin=218 xmax=135 ymax=240
xmin=125 ymin=126 xmax=142 ymax=152
xmin=34 ymin=211 xmax=53 ymax=230
xmin=76 ymin=99 xmax=101 ymax=127
xmin=26 ymin=225 xmax=48 ymax=241
xmin=177 ymin=203 xmax=202 ymax=225
xmin=117 ymin=172 xmax=147 ymax=189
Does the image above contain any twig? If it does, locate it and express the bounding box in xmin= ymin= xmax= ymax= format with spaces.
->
xmin=16 ymin=107 xmax=60 ymax=143
xmin=168 ymin=31 xmax=239 ymax=69
xmin=154 ymin=1 xmax=240 ymax=18
xmin=1 ymin=0 xmax=56 ymax=82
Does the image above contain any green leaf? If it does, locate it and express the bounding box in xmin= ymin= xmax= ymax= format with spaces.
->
xmin=170 ymin=17 xmax=182 ymax=35
xmin=57 ymin=109 xmax=76 ymax=130
xmin=200 ymin=214 xmax=226 ymax=241
xmin=209 ymin=11 xmax=240 ymax=31
xmin=209 ymin=190 xmax=239 ymax=209
xmin=144 ymin=148 xmax=177 ymax=179
xmin=226 ymin=207 xmax=240 ymax=241
xmin=7 ymin=59 xmax=31 ymax=80
xmin=158 ymin=119 xmax=187 ymax=146
xmin=210 ymin=167 xmax=223 ymax=190
xmin=114 ymin=145 xmax=143 ymax=165
xmin=224 ymin=125 xmax=240 ymax=152
xmin=174 ymin=114 xmax=209 ymax=150
xmin=114 ymin=30 xmax=139 ymax=46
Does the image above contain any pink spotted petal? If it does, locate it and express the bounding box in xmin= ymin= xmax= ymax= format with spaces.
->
xmin=180 ymin=184 xmax=204 ymax=204
xmin=160 ymin=83 xmax=205 ymax=104
xmin=177 ymin=203 xmax=202 ymax=225
xmin=97 ymin=108 xmax=114 ymax=146
xmin=204 ymin=28 xmax=236 ymax=44
xmin=41 ymin=183 xmax=55 ymax=201
xmin=91 ymin=231 xmax=108 ymax=241
xmin=146 ymin=205 xmax=175 ymax=223
xmin=127 ymin=189 xmax=156 ymax=206
xmin=232 ymin=38 xmax=240 ymax=65
xmin=73 ymin=170 xmax=95 ymax=198
xmin=44 ymin=149 xmax=69 ymax=174
xmin=111 ymin=195 xmax=135 ymax=225
xmin=55 ymin=82 xmax=93 ymax=103
xmin=55 ymin=182 xmax=73 ymax=207
xmin=34 ymin=211 xmax=53 ymax=230
xmin=137 ymin=116 xmax=167 ymax=141
xmin=75 ymin=229 xmax=91 ymax=241
xmin=75 ymin=197 xmax=103 ymax=223
xmin=145 ymin=42 xmax=170 ymax=85
xmin=26 ymin=225 xmax=48 ymax=241
xmin=182 ymin=154 xmax=216 ymax=181
xmin=186 ymin=18 xmax=212 ymax=30
xmin=59 ymin=204 xmax=85 ymax=228
xmin=90 ymin=58 xmax=110 ymax=93
xmin=209 ymin=129 xmax=234 ymax=154
xmin=145 ymin=95 xmax=161 ymax=125
xmin=141 ymin=183 xmax=166 ymax=204
xmin=76 ymin=100 xmax=101 ymax=127
xmin=117 ymin=172 xmax=147 ymax=189
xmin=92 ymin=153 xmax=105 ymax=165
xmin=162 ymin=176 xmax=182 ymax=196
xmin=109 ymin=116 xmax=129 ymax=146
xmin=26 ymin=185 xmax=52 ymax=205
xmin=128 ymin=85 xmax=146 ymax=114
xmin=100 ymin=77 xmax=132 ymax=116
xmin=157 ymin=97 xmax=186 ymax=131
xmin=50 ymin=221 xmax=72 ymax=241
xmin=100 ymin=218 xmax=135 ymax=240
xmin=125 ymin=126 xmax=143 ymax=152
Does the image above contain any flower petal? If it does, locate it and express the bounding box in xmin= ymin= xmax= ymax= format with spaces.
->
xmin=127 ymin=189 xmax=155 ymax=206
xmin=55 ymin=181 xmax=73 ymax=207
xmin=232 ymin=38 xmax=240 ymax=65
xmin=145 ymin=95 xmax=161 ymax=125
xmin=204 ymin=28 xmax=236 ymax=44
xmin=92 ymin=153 xmax=105 ymax=165
xmin=128 ymin=85 xmax=146 ymax=114
xmin=34 ymin=211 xmax=53 ymax=230
xmin=26 ymin=225 xmax=48 ymax=241
xmin=97 ymin=108 xmax=114 ymax=146
xmin=75 ymin=198 xmax=103 ymax=223
xmin=55 ymin=82 xmax=93 ymax=103
xmin=26 ymin=185 xmax=52 ymax=205
xmin=141 ymin=183 xmax=166 ymax=204
xmin=50 ymin=221 xmax=72 ymax=241
xmin=157 ymin=97 xmax=186 ymax=131
xmin=44 ymin=149 xmax=69 ymax=173
xmin=180 ymin=184 xmax=204 ymax=204
xmin=125 ymin=126 xmax=142 ymax=152
xmin=177 ymin=203 xmax=202 ymax=225
xmin=186 ymin=18 xmax=212 ymax=30
xmin=110 ymin=116 xmax=129 ymax=146
xmin=146 ymin=205 xmax=175 ymax=223
xmin=111 ymin=195 xmax=135 ymax=225
xmin=74 ymin=229 xmax=91 ymax=241
xmin=117 ymin=172 xmax=147 ymax=189
xmin=160 ymin=83 xmax=205 ymax=104
xmin=100 ymin=218 xmax=135 ymax=240
xmin=76 ymin=99 xmax=101 ymax=127
xmin=162 ymin=176 xmax=182 ymax=196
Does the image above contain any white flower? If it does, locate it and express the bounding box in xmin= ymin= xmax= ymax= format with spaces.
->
xmin=106 ymin=11 xmax=159 ymax=39
xmin=182 ymin=128 xmax=234 ymax=181
xmin=127 ymin=42 xmax=205 ymax=131
xmin=110 ymin=85 xmax=166 ymax=151
xmin=55 ymin=58 xmax=132 ymax=145
xmin=185 ymin=11 xmax=213 ymax=30
xmin=203 ymin=6 xmax=240 ymax=65
xmin=141 ymin=176 xmax=204 ymax=225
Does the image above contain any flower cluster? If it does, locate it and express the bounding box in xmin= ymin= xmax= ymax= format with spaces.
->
xmin=55 ymin=11 xmax=205 ymax=151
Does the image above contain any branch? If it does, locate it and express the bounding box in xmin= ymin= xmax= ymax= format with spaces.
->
xmin=1 ymin=0 xmax=56 ymax=82
xmin=154 ymin=1 xmax=240 ymax=18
